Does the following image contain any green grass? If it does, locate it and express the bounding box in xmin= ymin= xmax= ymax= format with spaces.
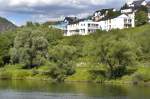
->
xmin=131 ymin=66 xmax=150 ymax=82
xmin=0 ymin=64 xmax=53 ymax=81
xmin=65 ymin=67 xmax=91 ymax=82
xmin=65 ymin=65 xmax=150 ymax=84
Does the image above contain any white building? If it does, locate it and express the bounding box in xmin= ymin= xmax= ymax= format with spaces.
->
xmin=65 ymin=14 xmax=135 ymax=36
xmin=65 ymin=20 xmax=100 ymax=36
xmin=121 ymin=8 xmax=133 ymax=14
xmin=128 ymin=0 xmax=147 ymax=8
xmin=146 ymin=2 xmax=150 ymax=22
xmin=92 ymin=8 xmax=116 ymax=22
xmin=99 ymin=14 xmax=135 ymax=31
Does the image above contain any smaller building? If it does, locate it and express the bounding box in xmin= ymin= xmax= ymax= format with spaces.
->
xmin=121 ymin=0 xmax=147 ymax=13
xmin=99 ymin=14 xmax=135 ymax=31
xmin=50 ymin=17 xmax=79 ymax=32
xmin=128 ymin=0 xmax=147 ymax=8
xmin=92 ymin=8 xmax=116 ymax=22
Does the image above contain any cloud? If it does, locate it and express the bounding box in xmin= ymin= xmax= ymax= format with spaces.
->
xmin=0 ymin=0 xmax=127 ymax=25
xmin=1 ymin=0 xmax=120 ymax=7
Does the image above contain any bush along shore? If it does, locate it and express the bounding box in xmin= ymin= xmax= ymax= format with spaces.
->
xmin=0 ymin=22 xmax=150 ymax=84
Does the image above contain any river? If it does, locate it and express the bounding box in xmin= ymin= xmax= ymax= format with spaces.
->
xmin=0 ymin=80 xmax=149 ymax=99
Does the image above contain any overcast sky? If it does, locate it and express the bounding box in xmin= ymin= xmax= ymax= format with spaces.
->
xmin=0 ymin=0 xmax=138 ymax=26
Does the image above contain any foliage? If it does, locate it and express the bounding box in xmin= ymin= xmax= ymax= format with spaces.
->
xmin=48 ymin=45 xmax=76 ymax=81
xmin=132 ymin=67 xmax=150 ymax=84
xmin=135 ymin=10 xmax=148 ymax=26
xmin=95 ymin=36 xmax=137 ymax=79
xmin=10 ymin=27 xmax=49 ymax=68
xmin=0 ymin=30 xmax=17 ymax=66
xmin=0 ymin=22 xmax=150 ymax=82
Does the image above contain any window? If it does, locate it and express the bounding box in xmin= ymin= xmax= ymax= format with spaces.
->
xmin=80 ymin=29 xmax=85 ymax=33
xmin=129 ymin=19 xmax=132 ymax=23
xmin=109 ymin=20 xmax=111 ymax=23
xmin=109 ymin=25 xmax=111 ymax=30
xmin=124 ymin=19 xmax=127 ymax=23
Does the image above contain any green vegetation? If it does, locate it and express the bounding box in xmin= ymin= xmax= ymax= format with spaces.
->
xmin=135 ymin=6 xmax=148 ymax=26
xmin=0 ymin=22 xmax=150 ymax=84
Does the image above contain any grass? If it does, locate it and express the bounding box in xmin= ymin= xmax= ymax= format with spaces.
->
xmin=0 ymin=64 xmax=53 ymax=81
xmin=0 ymin=64 xmax=150 ymax=85
xmin=65 ymin=65 xmax=150 ymax=84
xmin=131 ymin=66 xmax=150 ymax=83
xmin=65 ymin=67 xmax=91 ymax=82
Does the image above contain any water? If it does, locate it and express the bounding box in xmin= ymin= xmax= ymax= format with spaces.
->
xmin=0 ymin=80 xmax=149 ymax=99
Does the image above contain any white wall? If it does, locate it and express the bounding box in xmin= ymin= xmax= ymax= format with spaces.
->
xmin=66 ymin=21 xmax=100 ymax=36
xmin=98 ymin=14 xmax=134 ymax=31
xmin=121 ymin=9 xmax=133 ymax=14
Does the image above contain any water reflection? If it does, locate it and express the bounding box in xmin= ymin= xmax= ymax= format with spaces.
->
xmin=0 ymin=80 xmax=149 ymax=99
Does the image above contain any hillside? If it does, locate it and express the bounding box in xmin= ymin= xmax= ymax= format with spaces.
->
xmin=0 ymin=17 xmax=17 ymax=32
xmin=0 ymin=23 xmax=150 ymax=83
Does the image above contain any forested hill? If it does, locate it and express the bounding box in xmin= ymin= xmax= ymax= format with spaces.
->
xmin=0 ymin=17 xmax=17 ymax=32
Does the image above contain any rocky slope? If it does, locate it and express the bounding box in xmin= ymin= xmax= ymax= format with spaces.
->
xmin=0 ymin=17 xmax=17 ymax=32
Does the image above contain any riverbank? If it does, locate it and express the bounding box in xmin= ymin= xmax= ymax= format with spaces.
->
xmin=0 ymin=65 xmax=54 ymax=82
xmin=65 ymin=66 xmax=150 ymax=85
xmin=0 ymin=65 xmax=150 ymax=85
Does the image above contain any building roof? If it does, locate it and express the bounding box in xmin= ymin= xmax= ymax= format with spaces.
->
xmin=100 ymin=13 xmax=132 ymax=21
xmin=65 ymin=15 xmax=93 ymax=25
xmin=132 ymin=0 xmax=145 ymax=7
xmin=64 ymin=17 xmax=79 ymax=24
xmin=97 ymin=10 xmax=121 ymax=21
xmin=146 ymin=1 xmax=150 ymax=7
xmin=94 ymin=8 xmax=115 ymax=15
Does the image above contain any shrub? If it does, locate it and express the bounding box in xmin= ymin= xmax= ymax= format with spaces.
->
xmin=132 ymin=72 xmax=145 ymax=84
xmin=0 ymin=70 xmax=12 ymax=79
xmin=12 ymin=70 xmax=31 ymax=79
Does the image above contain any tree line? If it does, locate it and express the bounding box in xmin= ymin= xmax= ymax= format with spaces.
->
xmin=0 ymin=22 xmax=150 ymax=82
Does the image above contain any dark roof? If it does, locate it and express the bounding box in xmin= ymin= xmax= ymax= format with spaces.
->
xmin=95 ymin=8 xmax=115 ymax=14
xmin=65 ymin=15 xmax=94 ymax=25
xmin=64 ymin=17 xmax=78 ymax=24
xmin=96 ymin=10 xmax=121 ymax=21
xmin=68 ymin=18 xmax=87 ymax=25
xmin=121 ymin=3 xmax=133 ymax=10
xmin=121 ymin=0 xmax=146 ymax=11
xmin=132 ymin=0 xmax=145 ymax=7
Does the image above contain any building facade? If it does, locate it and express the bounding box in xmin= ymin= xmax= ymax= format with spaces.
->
xmin=92 ymin=8 xmax=116 ymax=22
xmin=128 ymin=0 xmax=147 ymax=8
xmin=65 ymin=20 xmax=100 ymax=36
xmin=65 ymin=14 xmax=135 ymax=36
xmin=99 ymin=14 xmax=135 ymax=31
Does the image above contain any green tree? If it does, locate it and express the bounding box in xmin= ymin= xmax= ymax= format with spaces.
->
xmin=0 ymin=36 xmax=11 ymax=66
xmin=135 ymin=11 xmax=148 ymax=26
xmin=0 ymin=30 xmax=16 ymax=66
xmin=48 ymin=45 xmax=76 ymax=81
xmin=10 ymin=27 xmax=49 ymax=68
xmin=97 ymin=38 xmax=137 ymax=79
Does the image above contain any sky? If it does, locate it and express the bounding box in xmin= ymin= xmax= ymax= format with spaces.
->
xmin=0 ymin=0 xmax=137 ymax=26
